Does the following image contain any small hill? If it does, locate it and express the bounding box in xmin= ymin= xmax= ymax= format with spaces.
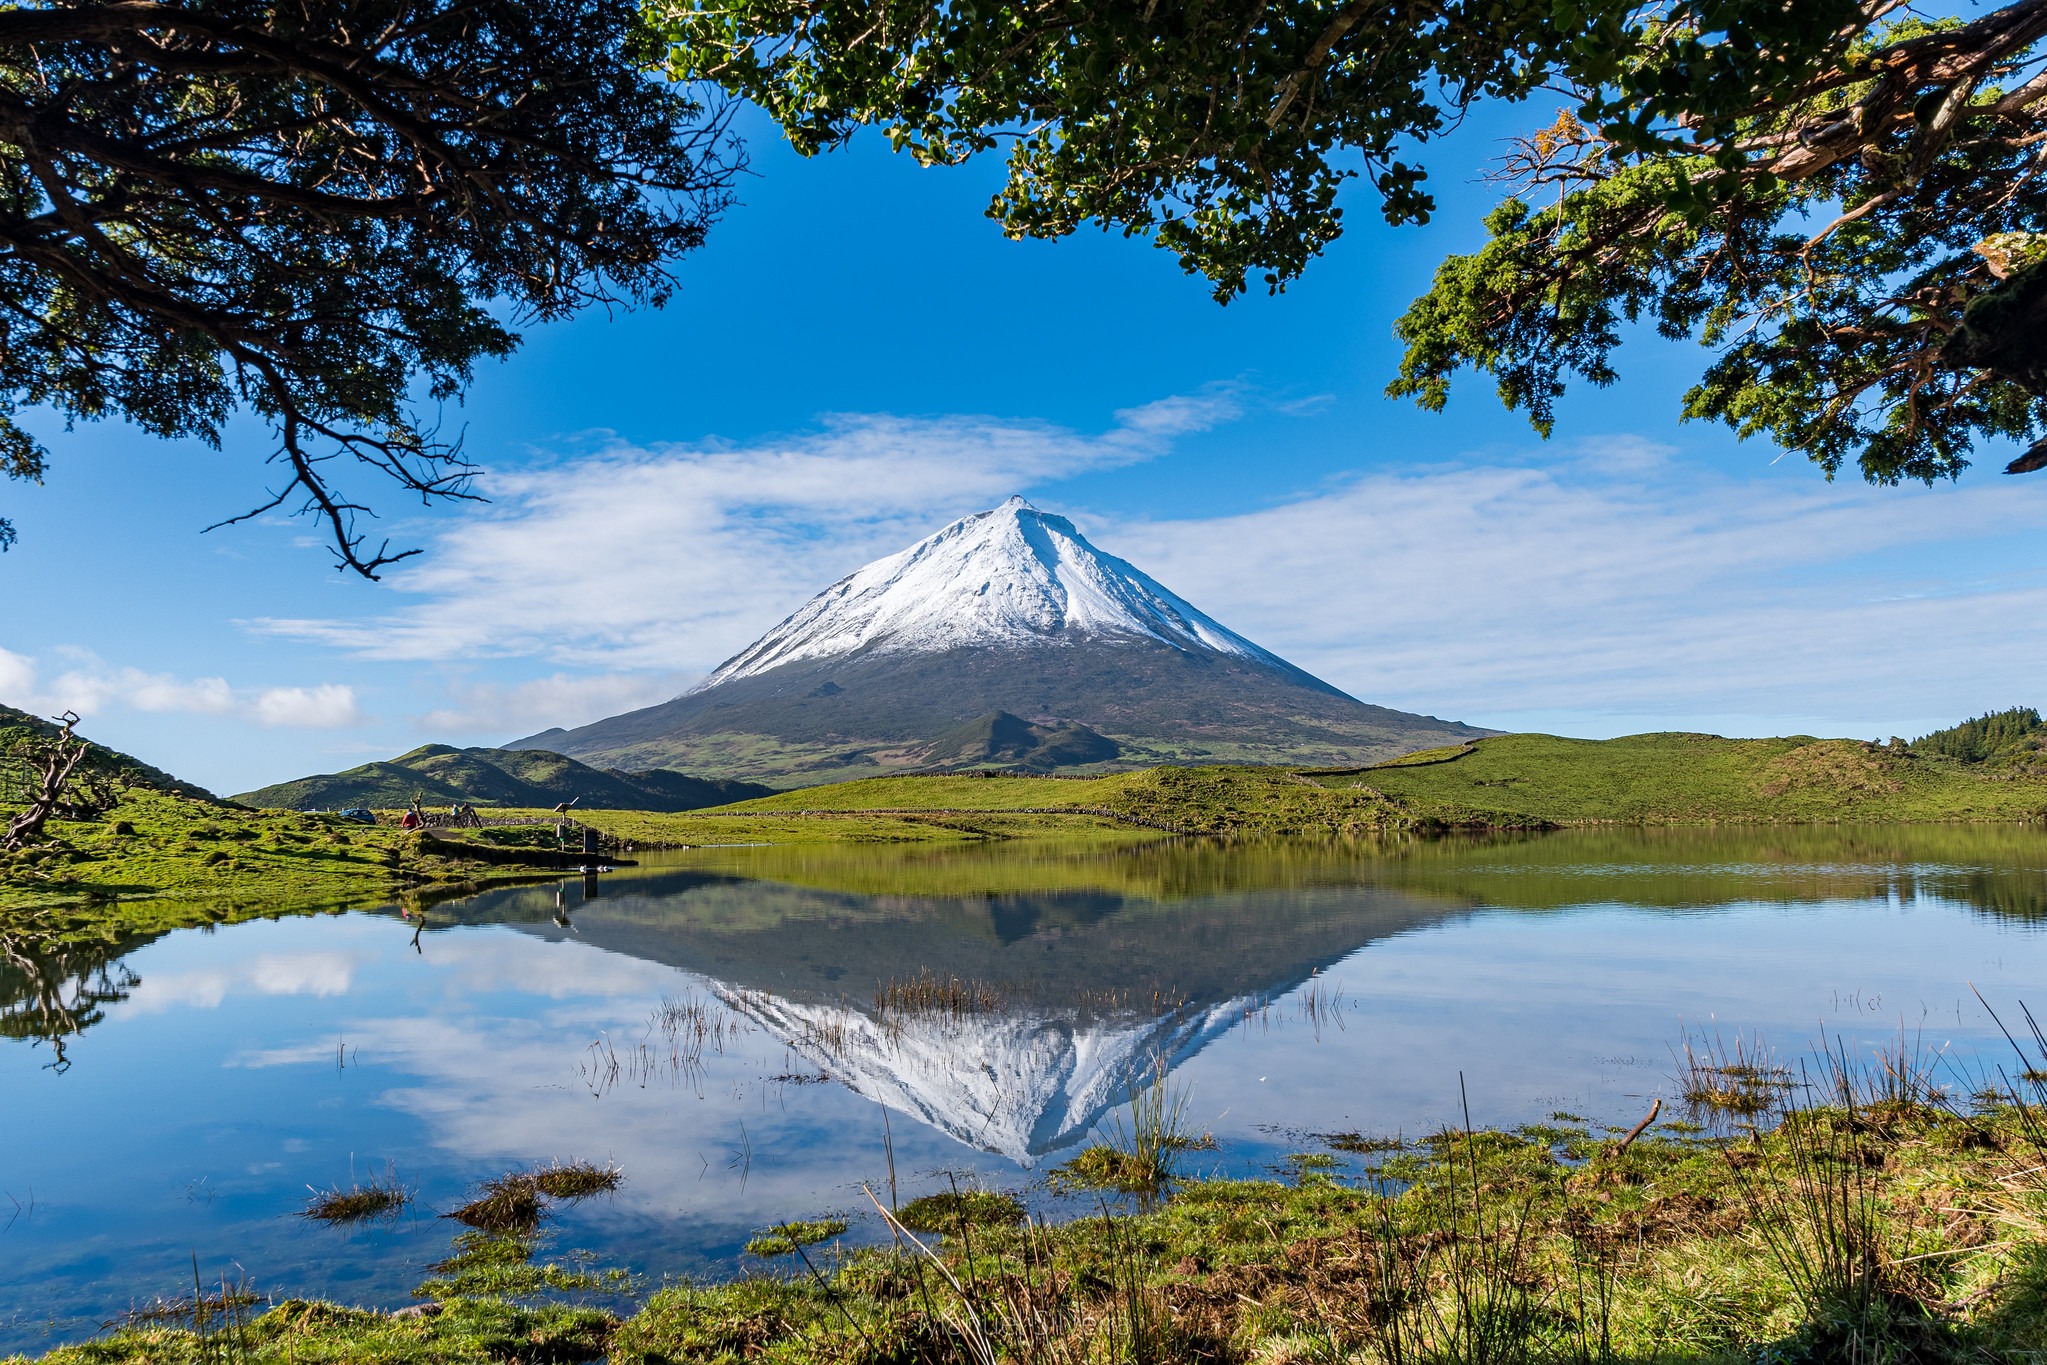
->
xmin=235 ymin=744 xmax=772 ymax=812
xmin=1340 ymin=730 xmax=2047 ymax=824
xmin=919 ymin=711 xmax=1120 ymax=771
xmin=0 ymin=705 xmax=215 ymax=801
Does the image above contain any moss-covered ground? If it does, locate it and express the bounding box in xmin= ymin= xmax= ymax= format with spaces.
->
xmin=563 ymin=733 xmax=2047 ymax=849
xmin=0 ymin=790 xmax=575 ymax=927
xmin=1345 ymin=732 xmax=2047 ymax=825
xmin=15 ymin=730 xmax=2047 ymax=931
xmin=18 ymin=1091 xmax=2047 ymax=1365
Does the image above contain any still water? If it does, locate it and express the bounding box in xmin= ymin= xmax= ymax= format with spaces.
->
xmin=4 ymin=827 xmax=2047 ymax=1351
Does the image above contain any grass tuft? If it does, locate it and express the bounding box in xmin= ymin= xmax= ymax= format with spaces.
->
xmin=1674 ymin=1028 xmax=1794 ymax=1122
xmin=447 ymin=1176 xmax=545 ymax=1235
xmin=300 ymin=1172 xmax=409 ymax=1225
xmin=898 ymin=1190 xmax=1027 ymax=1234
xmin=745 ymin=1217 xmax=849 ymax=1256
xmin=528 ymin=1159 xmax=622 ymax=1201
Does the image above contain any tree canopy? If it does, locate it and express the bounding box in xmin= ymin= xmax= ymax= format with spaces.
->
xmin=657 ymin=0 xmax=2047 ymax=484
xmin=0 ymin=0 xmax=740 ymax=575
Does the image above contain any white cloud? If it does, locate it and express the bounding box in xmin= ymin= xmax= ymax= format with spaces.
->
xmin=0 ymin=649 xmax=364 ymax=729
xmin=247 ymin=396 xmax=1243 ymax=671
xmin=126 ymin=951 xmax=361 ymax=1013
xmin=419 ymin=672 xmax=686 ymax=737
xmin=250 ymin=684 xmax=363 ymax=729
xmin=1106 ymin=452 xmax=2047 ymax=727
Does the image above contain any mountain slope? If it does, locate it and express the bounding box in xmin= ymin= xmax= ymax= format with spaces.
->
xmin=1 ymin=705 xmax=216 ymax=801
xmin=235 ymin=744 xmax=771 ymax=811
xmin=513 ymin=498 xmax=1490 ymax=783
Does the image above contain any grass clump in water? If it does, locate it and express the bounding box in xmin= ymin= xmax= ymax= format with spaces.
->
xmin=897 ymin=1190 xmax=1025 ymax=1233
xmin=745 ymin=1217 xmax=849 ymax=1256
xmin=1675 ymin=1028 xmax=1795 ymax=1121
xmin=1059 ymin=1053 xmax=1193 ymax=1193
xmin=528 ymin=1158 xmax=622 ymax=1200
xmin=447 ymin=1175 xmax=544 ymax=1235
xmin=446 ymin=1159 xmax=621 ymax=1234
xmin=300 ymin=1171 xmax=408 ymax=1225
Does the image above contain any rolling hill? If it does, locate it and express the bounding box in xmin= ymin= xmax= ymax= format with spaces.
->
xmin=234 ymin=744 xmax=772 ymax=811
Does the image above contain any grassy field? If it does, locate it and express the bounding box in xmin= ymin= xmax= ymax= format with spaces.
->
xmin=1343 ymin=732 xmax=2047 ymax=824
xmin=19 ymin=1071 xmax=2047 ymax=1365
xmin=12 ymin=731 xmax=2047 ymax=928
xmin=0 ymin=790 xmax=578 ymax=928
xmin=583 ymin=766 xmax=1422 ymax=842
xmin=560 ymin=733 xmax=2047 ymax=849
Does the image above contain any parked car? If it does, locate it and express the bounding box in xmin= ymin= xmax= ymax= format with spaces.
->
xmin=338 ymin=808 xmax=378 ymax=825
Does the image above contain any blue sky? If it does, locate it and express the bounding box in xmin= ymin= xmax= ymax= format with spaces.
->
xmin=4 ymin=101 xmax=2045 ymax=795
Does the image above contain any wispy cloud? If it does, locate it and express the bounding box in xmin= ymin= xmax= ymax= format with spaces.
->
xmin=0 ymin=648 xmax=366 ymax=729
xmin=419 ymin=672 xmax=689 ymax=737
xmin=1108 ymin=444 xmax=2047 ymax=726
xmin=242 ymin=394 xmax=2047 ymax=741
xmin=249 ymin=395 xmax=1243 ymax=670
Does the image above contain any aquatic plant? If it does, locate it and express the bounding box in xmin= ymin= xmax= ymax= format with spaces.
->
xmin=1059 ymin=1054 xmax=1193 ymax=1194
xmin=443 ymin=1159 xmax=621 ymax=1236
xmin=897 ymin=1190 xmax=1026 ymax=1234
xmin=447 ymin=1175 xmax=544 ymax=1236
xmin=874 ymin=968 xmax=1007 ymax=1023
xmin=299 ymin=1171 xmax=409 ymax=1225
xmin=528 ymin=1159 xmax=622 ymax=1201
xmin=1672 ymin=1028 xmax=1794 ymax=1122
xmin=745 ymin=1217 xmax=849 ymax=1257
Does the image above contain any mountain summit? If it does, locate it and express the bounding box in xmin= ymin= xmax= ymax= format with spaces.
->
xmin=704 ymin=496 xmax=1279 ymax=686
xmin=512 ymin=499 xmax=1487 ymax=783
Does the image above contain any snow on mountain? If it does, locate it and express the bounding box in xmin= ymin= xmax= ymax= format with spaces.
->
xmin=719 ymin=984 xmax=1252 ymax=1162
xmin=700 ymin=497 xmax=1283 ymax=689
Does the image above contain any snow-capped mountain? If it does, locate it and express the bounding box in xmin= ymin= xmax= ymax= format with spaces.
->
xmin=512 ymin=497 xmax=1489 ymax=781
xmin=701 ymin=497 xmax=1281 ymax=688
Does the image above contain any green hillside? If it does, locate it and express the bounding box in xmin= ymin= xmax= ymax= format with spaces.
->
xmin=582 ymin=729 xmax=2047 ymax=845
xmin=235 ymin=744 xmax=772 ymax=812
xmin=1335 ymin=731 xmax=2047 ymax=824
xmin=0 ymin=717 xmax=601 ymax=922
xmin=1 ymin=705 xmax=215 ymax=802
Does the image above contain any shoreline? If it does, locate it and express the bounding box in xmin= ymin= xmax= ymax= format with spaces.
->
xmin=12 ymin=1079 xmax=2046 ymax=1365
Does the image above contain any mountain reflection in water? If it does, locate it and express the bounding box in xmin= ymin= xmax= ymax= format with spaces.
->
xmin=408 ymin=826 xmax=2047 ymax=1160
xmin=6 ymin=826 xmax=2047 ymax=1353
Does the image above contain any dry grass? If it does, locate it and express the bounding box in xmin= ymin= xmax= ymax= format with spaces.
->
xmin=1673 ymin=1028 xmax=1794 ymax=1121
xmin=300 ymin=1174 xmax=409 ymax=1226
xmin=445 ymin=1159 xmax=621 ymax=1234
xmin=874 ymin=969 xmax=1008 ymax=1022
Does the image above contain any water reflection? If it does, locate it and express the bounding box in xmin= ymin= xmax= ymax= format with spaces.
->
xmin=4 ymin=826 xmax=2047 ymax=1352
xmin=411 ymin=825 xmax=2047 ymax=1160
xmin=0 ymin=927 xmax=146 ymax=1072
xmin=426 ymin=854 xmax=1459 ymax=1159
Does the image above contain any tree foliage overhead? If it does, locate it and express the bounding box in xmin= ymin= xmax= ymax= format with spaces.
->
xmin=659 ymin=0 xmax=2047 ymax=486
xmin=654 ymin=0 xmax=1585 ymax=297
xmin=0 ymin=0 xmax=741 ymax=575
xmin=1391 ymin=1 xmax=2047 ymax=486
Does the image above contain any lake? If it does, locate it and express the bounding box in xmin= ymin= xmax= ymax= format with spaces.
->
xmin=4 ymin=826 xmax=2047 ymax=1353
